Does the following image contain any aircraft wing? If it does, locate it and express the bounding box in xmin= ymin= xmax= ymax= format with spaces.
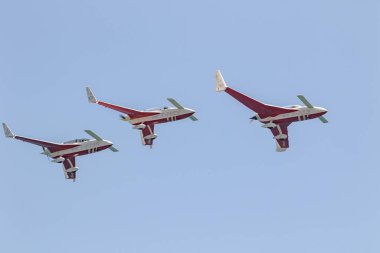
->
xmin=140 ymin=124 xmax=156 ymax=146
xmin=225 ymin=87 xmax=297 ymax=117
xmin=3 ymin=123 xmax=78 ymax=153
xmin=63 ymin=156 xmax=78 ymax=181
xmin=215 ymin=71 xmax=295 ymax=117
xmin=14 ymin=136 xmax=79 ymax=153
xmin=86 ymin=87 xmax=159 ymax=119
xmin=269 ymin=123 xmax=291 ymax=152
xmin=96 ymin=101 xmax=160 ymax=118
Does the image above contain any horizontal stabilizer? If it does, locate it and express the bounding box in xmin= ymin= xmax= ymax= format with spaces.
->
xmin=85 ymin=130 xmax=119 ymax=152
xmin=85 ymin=130 xmax=103 ymax=141
xmin=86 ymin=87 xmax=98 ymax=103
xmin=2 ymin=123 xmax=15 ymax=138
xmin=108 ymin=146 xmax=119 ymax=152
xmin=319 ymin=116 xmax=328 ymax=123
xmin=215 ymin=70 xmax=227 ymax=92
xmin=167 ymin=98 xmax=184 ymax=109
xmin=298 ymin=95 xmax=328 ymax=123
xmin=297 ymin=95 xmax=313 ymax=108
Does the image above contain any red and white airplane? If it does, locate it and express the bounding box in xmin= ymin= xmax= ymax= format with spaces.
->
xmin=86 ymin=87 xmax=198 ymax=147
xmin=2 ymin=123 xmax=118 ymax=181
xmin=215 ymin=70 xmax=328 ymax=152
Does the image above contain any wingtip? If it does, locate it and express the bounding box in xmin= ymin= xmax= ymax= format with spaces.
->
xmin=215 ymin=70 xmax=227 ymax=92
xmin=86 ymin=87 xmax=97 ymax=103
xmin=2 ymin=123 xmax=15 ymax=138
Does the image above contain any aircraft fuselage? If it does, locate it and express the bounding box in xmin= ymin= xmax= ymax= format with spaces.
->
xmin=255 ymin=106 xmax=328 ymax=125
xmin=124 ymin=108 xmax=195 ymax=126
xmin=49 ymin=140 xmax=112 ymax=159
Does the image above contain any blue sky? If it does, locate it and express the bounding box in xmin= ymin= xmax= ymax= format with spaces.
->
xmin=0 ymin=0 xmax=379 ymax=252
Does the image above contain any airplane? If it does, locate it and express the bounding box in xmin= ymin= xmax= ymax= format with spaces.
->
xmin=2 ymin=123 xmax=118 ymax=181
xmin=85 ymin=87 xmax=198 ymax=147
xmin=215 ymin=70 xmax=328 ymax=152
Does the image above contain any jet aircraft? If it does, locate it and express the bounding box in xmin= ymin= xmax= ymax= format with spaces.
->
xmin=2 ymin=123 xmax=118 ymax=181
xmin=215 ymin=70 xmax=328 ymax=152
xmin=86 ymin=87 xmax=197 ymax=147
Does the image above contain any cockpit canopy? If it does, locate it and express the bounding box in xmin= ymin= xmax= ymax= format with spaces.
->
xmin=146 ymin=107 xmax=162 ymax=112
xmin=64 ymin=138 xmax=89 ymax=144
xmin=146 ymin=107 xmax=170 ymax=111
xmin=284 ymin=105 xmax=302 ymax=109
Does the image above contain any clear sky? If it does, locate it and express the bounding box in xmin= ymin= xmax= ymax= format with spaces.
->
xmin=0 ymin=0 xmax=379 ymax=252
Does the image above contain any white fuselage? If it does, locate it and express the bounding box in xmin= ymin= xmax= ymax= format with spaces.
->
xmin=126 ymin=108 xmax=195 ymax=125
xmin=49 ymin=140 xmax=112 ymax=158
xmin=257 ymin=106 xmax=327 ymax=123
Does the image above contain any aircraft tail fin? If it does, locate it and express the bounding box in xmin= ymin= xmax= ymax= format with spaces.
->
xmin=86 ymin=87 xmax=98 ymax=103
xmin=216 ymin=70 xmax=228 ymax=92
xmin=2 ymin=123 xmax=15 ymax=138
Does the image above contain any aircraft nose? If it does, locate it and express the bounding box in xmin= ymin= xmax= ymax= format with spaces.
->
xmin=104 ymin=140 xmax=113 ymax=146
xmin=315 ymin=107 xmax=327 ymax=113
xmin=317 ymin=108 xmax=328 ymax=115
xmin=103 ymin=140 xmax=118 ymax=152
